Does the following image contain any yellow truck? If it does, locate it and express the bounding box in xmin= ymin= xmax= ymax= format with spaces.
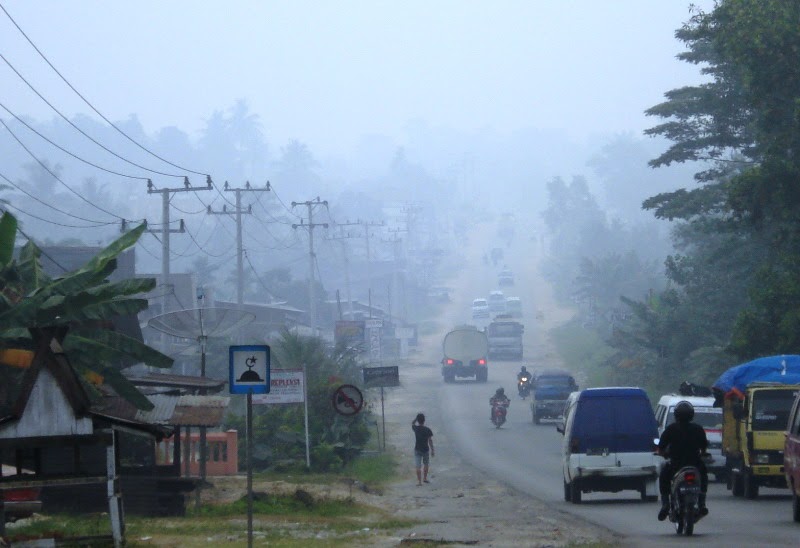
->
xmin=722 ymin=383 xmax=800 ymax=498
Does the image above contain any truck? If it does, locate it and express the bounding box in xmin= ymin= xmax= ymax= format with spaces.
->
xmin=486 ymin=316 xmax=524 ymax=360
xmin=531 ymin=369 xmax=577 ymax=424
xmin=442 ymin=326 xmax=489 ymax=383
xmin=712 ymin=355 xmax=800 ymax=499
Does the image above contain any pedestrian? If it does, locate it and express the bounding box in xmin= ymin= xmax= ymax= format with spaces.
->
xmin=412 ymin=413 xmax=434 ymax=485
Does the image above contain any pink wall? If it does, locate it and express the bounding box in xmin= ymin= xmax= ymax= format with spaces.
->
xmin=157 ymin=429 xmax=239 ymax=476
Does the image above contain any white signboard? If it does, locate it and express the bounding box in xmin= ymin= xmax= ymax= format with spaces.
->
xmin=365 ymin=319 xmax=383 ymax=329
xmin=253 ymin=369 xmax=305 ymax=404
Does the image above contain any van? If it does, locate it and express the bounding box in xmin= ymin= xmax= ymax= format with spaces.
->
xmin=506 ymin=297 xmax=522 ymax=318
xmin=784 ymin=392 xmax=800 ymax=521
xmin=654 ymin=394 xmax=725 ymax=481
xmin=488 ymin=290 xmax=506 ymax=314
xmin=557 ymin=387 xmax=661 ymax=503
xmin=471 ymin=298 xmax=489 ymax=319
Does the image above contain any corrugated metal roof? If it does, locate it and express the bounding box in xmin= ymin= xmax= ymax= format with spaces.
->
xmin=177 ymin=395 xmax=229 ymax=407
xmin=125 ymin=372 xmax=226 ymax=392
xmin=171 ymin=402 xmax=228 ymax=427
xmin=134 ymin=394 xmax=178 ymax=423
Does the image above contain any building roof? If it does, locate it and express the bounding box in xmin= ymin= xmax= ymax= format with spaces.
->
xmin=125 ymin=372 xmax=227 ymax=393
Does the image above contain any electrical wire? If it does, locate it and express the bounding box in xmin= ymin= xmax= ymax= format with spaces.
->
xmin=6 ymin=215 xmax=71 ymax=272
xmin=0 ymin=170 xmax=117 ymax=225
xmin=270 ymin=185 xmax=302 ymax=219
xmin=243 ymin=249 xmax=277 ymax=302
xmin=1 ymin=201 xmax=116 ymax=228
xmin=1 ymin=118 xmax=126 ymax=220
xmin=0 ymin=53 xmax=185 ymax=178
xmin=0 ymin=2 xmax=209 ymax=177
xmin=0 ymin=101 xmax=149 ymax=180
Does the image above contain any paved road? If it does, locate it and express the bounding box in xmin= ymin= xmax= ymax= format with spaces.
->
xmin=420 ymin=222 xmax=798 ymax=546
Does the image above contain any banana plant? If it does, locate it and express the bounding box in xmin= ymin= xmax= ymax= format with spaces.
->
xmin=0 ymin=212 xmax=172 ymax=409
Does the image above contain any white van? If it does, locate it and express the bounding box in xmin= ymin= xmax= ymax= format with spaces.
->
xmin=654 ymin=394 xmax=725 ymax=480
xmin=557 ymin=387 xmax=661 ymax=503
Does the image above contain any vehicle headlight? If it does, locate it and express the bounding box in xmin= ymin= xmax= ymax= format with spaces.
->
xmin=753 ymin=453 xmax=770 ymax=464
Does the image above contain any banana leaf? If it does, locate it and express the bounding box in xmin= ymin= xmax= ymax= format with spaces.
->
xmin=17 ymin=241 xmax=46 ymax=290
xmin=66 ymin=329 xmax=174 ymax=369
xmin=88 ymin=365 xmax=154 ymax=411
xmin=0 ymin=212 xmax=16 ymax=265
xmin=65 ymin=299 xmax=149 ymax=323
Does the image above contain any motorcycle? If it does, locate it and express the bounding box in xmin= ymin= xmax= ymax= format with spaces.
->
xmin=517 ymin=375 xmax=531 ymax=399
xmin=666 ymin=464 xmax=704 ymax=535
xmin=491 ymin=400 xmax=510 ymax=428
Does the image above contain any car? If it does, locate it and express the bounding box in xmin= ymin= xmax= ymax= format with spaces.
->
xmin=784 ymin=391 xmax=800 ymax=521
xmin=558 ymin=387 xmax=661 ymax=503
xmin=506 ymin=297 xmax=522 ymax=318
xmin=654 ymin=394 xmax=725 ymax=481
xmin=471 ymin=298 xmax=489 ymax=318
xmin=487 ymin=291 xmax=506 ymax=314
xmin=498 ymin=269 xmax=514 ymax=286
xmin=1 ymin=466 xmax=41 ymax=522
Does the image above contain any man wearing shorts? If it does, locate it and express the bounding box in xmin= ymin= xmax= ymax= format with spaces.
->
xmin=412 ymin=413 xmax=435 ymax=485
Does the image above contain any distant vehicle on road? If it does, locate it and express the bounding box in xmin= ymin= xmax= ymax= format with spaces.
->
xmin=442 ymin=326 xmax=489 ymax=383
xmin=486 ymin=316 xmax=523 ymax=360
xmin=498 ymin=269 xmax=514 ymax=286
xmin=506 ymin=297 xmax=522 ymax=318
xmin=488 ymin=290 xmax=506 ymax=314
xmin=472 ymin=298 xmax=490 ymax=318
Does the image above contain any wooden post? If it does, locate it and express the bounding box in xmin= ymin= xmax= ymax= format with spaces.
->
xmin=107 ymin=430 xmax=124 ymax=547
xmin=184 ymin=427 xmax=192 ymax=477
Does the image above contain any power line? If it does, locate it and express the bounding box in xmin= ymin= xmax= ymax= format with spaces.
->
xmin=0 ymin=201 xmax=115 ymax=229
xmin=0 ymin=101 xmax=148 ymax=180
xmin=1 ymin=118 xmax=125 ymax=220
xmin=0 ymin=53 xmax=185 ymax=179
xmin=0 ymin=2 xmax=208 ymax=177
xmin=0 ymin=170 xmax=116 ymax=225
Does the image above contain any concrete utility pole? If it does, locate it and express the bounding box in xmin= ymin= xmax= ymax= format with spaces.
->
xmin=207 ymin=181 xmax=270 ymax=306
xmin=146 ymin=176 xmax=212 ymax=316
xmin=356 ymin=220 xmax=384 ymax=317
xmin=382 ymin=228 xmax=407 ymax=323
xmin=292 ymin=197 xmax=328 ymax=334
xmin=326 ymin=222 xmax=360 ymax=320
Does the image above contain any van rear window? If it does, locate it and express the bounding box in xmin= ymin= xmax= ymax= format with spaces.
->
xmin=573 ymin=396 xmax=657 ymax=453
xmin=666 ymin=407 xmax=722 ymax=429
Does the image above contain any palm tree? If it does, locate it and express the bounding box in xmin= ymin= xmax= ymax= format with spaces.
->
xmin=0 ymin=212 xmax=172 ymax=409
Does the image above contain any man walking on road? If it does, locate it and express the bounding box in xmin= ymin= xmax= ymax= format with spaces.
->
xmin=412 ymin=413 xmax=435 ymax=485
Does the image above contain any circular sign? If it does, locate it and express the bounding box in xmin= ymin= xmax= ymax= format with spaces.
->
xmin=332 ymin=384 xmax=364 ymax=416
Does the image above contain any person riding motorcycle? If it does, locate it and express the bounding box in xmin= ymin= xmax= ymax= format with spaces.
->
xmin=656 ymin=401 xmax=709 ymax=521
xmin=490 ymin=387 xmax=511 ymax=420
xmin=517 ymin=366 xmax=532 ymax=396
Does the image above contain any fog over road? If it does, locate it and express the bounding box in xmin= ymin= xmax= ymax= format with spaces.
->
xmin=397 ymin=221 xmax=797 ymax=546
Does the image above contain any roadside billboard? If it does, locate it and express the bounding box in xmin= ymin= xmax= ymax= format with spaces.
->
xmin=252 ymin=369 xmax=304 ymax=404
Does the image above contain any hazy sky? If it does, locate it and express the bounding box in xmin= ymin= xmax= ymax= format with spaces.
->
xmin=1 ymin=1 xmax=712 ymax=156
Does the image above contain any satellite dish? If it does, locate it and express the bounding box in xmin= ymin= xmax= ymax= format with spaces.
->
xmin=148 ymin=307 xmax=254 ymax=340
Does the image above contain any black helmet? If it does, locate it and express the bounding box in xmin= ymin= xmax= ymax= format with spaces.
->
xmin=674 ymin=401 xmax=694 ymax=423
xmin=496 ymin=387 xmax=505 ymax=396
xmin=521 ymin=366 xmax=528 ymax=373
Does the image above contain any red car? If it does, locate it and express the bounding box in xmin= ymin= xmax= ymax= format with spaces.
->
xmin=785 ymin=393 xmax=800 ymax=522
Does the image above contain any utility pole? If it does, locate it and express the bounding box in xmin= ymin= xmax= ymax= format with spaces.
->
xmin=207 ymin=181 xmax=270 ymax=306
xmin=382 ymin=228 xmax=407 ymax=323
xmin=326 ymin=222 xmax=360 ymax=319
xmin=356 ymin=220 xmax=384 ymax=317
xmin=146 ymin=176 xmax=212 ymax=316
xmin=292 ymin=197 xmax=328 ymax=335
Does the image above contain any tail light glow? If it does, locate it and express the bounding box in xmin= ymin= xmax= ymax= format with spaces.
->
xmin=445 ymin=358 xmax=454 ymax=365
xmin=478 ymin=358 xmax=486 ymax=365
xmin=685 ymin=473 xmax=696 ymax=483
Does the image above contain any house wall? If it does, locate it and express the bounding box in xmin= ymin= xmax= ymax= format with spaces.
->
xmin=156 ymin=430 xmax=238 ymax=476
xmin=0 ymin=369 xmax=92 ymax=439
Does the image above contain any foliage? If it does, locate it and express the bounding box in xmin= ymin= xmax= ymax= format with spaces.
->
xmin=0 ymin=212 xmax=172 ymax=409
xmin=226 ymin=330 xmax=371 ymax=471
xmin=635 ymin=1 xmax=800 ymax=366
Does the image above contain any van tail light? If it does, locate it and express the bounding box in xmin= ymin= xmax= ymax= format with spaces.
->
xmin=478 ymin=358 xmax=486 ymax=365
xmin=684 ymin=473 xmax=696 ymax=484
xmin=446 ymin=359 xmax=454 ymax=366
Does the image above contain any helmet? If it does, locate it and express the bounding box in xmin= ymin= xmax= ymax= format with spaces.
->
xmin=496 ymin=387 xmax=505 ymax=396
xmin=521 ymin=366 xmax=528 ymax=373
xmin=674 ymin=401 xmax=694 ymax=423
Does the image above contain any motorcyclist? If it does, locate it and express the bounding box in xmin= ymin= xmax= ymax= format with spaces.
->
xmin=656 ymin=401 xmax=709 ymax=521
xmin=517 ymin=366 xmax=532 ymax=396
xmin=490 ymin=387 xmax=510 ymax=420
